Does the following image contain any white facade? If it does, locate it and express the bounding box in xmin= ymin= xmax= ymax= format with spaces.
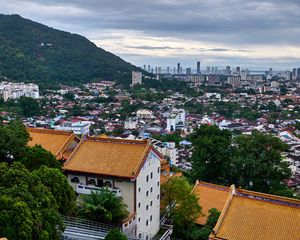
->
xmin=131 ymin=71 xmax=142 ymax=86
xmin=66 ymin=148 xmax=161 ymax=240
xmin=54 ymin=121 xmax=91 ymax=135
xmin=135 ymin=150 xmax=161 ymax=239
xmin=0 ymin=81 xmax=39 ymax=101
xmin=124 ymin=118 xmax=138 ymax=129
xmin=137 ymin=109 xmax=153 ymax=119
xmin=166 ymin=108 xmax=186 ymax=132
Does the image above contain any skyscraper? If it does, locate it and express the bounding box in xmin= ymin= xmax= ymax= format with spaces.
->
xmin=207 ymin=66 xmax=211 ymax=74
xmin=147 ymin=65 xmax=151 ymax=72
xmin=177 ymin=63 xmax=181 ymax=74
xmin=226 ymin=66 xmax=231 ymax=74
xmin=186 ymin=68 xmax=191 ymax=75
xmin=167 ymin=66 xmax=170 ymax=74
xmin=197 ymin=61 xmax=201 ymax=74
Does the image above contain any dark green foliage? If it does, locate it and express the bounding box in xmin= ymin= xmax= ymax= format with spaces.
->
xmin=190 ymin=226 xmax=212 ymax=240
xmin=232 ymin=131 xmax=292 ymax=194
xmin=0 ymin=120 xmax=30 ymax=163
xmin=19 ymin=96 xmax=41 ymax=117
xmin=0 ymin=162 xmax=64 ymax=240
xmin=0 ymin=14 xmax=140 ymax=87
xmin=191 ymin=125 xmax=294 ymax=197
xmin=105 ymin=229 xmax=127 ymax=240
xmin=19 ymin=145 xmax=62 ymax=171
xmin=32 ymin=166 xmax=76 ymax=215
xmin=78 ymin=189 xmax=128 ymax=224
xmin=63 ymin=92 xmax=75 ymax=101
xmin=205 ymin=208 xmax=221 ymax=229
xmin=191 ymin=125 xmax=233 ymax=185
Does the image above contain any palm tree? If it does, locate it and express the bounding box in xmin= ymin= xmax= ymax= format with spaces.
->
xmin=78 ymin=189 xmax=128 ymax=224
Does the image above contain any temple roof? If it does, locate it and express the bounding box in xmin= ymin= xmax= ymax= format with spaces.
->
xmin=192 ymin=181 xmax=229 ymax=225
xmin=210 ymin=185 xmax=300 ymax=240
xmin=64 ymin=137 xmax=159 ymax=179
xmin=27 ymin=128 xmax=79 ymax=159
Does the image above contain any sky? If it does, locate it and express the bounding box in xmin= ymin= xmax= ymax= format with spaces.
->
xmin=1 ymin=0 xmax=300 ymax=71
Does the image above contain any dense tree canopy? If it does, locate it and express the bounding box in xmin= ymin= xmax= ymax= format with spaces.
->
xmin=191 ymin=125 xmax=233 ymax=185
xmin=191 ymin=125 xmax=294 ymax=197
xmin=0 ymin=120 xmax=76 ymax=239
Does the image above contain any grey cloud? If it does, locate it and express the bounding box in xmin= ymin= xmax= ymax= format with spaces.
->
xmin=0 ymin=0 xmax=300 ymax=68
xmin=126 ymin=46 xmax=184 ymax=50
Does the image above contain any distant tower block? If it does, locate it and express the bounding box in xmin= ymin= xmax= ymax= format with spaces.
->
xmin=131 ymin=71 xmax=142 ymax=86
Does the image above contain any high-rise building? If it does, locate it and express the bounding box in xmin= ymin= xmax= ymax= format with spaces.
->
xmin=177 ymin=63 xmax=181 ymax=74
xmin=197 ymin=61 xmax=201 ymax=74
xmin=207 ymin=66 xmax=211 ymax=74
xmin=147 ymin=65 xmax=151 ymax=72
xmin=226 ymin=66 xmax=231 ymax=74
xmin=167 ymin=67 xmax=170 ymax=74
xmin=211 ymin=67 xmax=215 ymax=74
xmin=236 ymin=66 xmax=241 ymax=73
xmin=131 ymin=71 xmax=142 ymax=86
xmin=158 ymin=67 xmax=162 ymax=74
xmin=297 ymin=68 xmax=300 ymax=77
xmin=186 ymin=68 xmax=191 ymax=75
xmin=143 ymin=65 xmax=146 ymax=71
xmin=155 ymin=67 xmax=158 ymax=74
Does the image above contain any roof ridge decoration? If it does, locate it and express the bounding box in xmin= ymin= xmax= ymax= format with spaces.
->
xmin=27 ymin=127 xmax=73 ymax=136
xmin=212 ymin=184 xmax=236 ymax=235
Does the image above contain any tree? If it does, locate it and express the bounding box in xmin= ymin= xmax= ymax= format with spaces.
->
xmin=19 ymin=96 xmax=41 ymax=117
xmin=19 ymin=145 xmax=62 ymax=171
xmin=161 ymin=177 xmax=201 ymax=238
xmin=32 ymin=166 xmax=76 ymax=215
xmin=78 ymin=189 xmax=128 ymax=224
xmin=0 ymin=120 xmax=30 ymax=163
xmin=63 ymin=92 xmax=75 ymax=101
xmin=231 ymin=131 xmax=292 ymax=195
xmin=0 ymin=162 xmax=64 ymax=240
xmin=190 ymin=125 xmax=233 ymax=185
xmin=205 ymin=208 xmax=221 ymax=229
xmin=105 ymin=229 xmax=127 ymax=240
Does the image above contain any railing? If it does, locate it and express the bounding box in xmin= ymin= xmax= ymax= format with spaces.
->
xmin=76 ymin=183 xmax=121 ymax=197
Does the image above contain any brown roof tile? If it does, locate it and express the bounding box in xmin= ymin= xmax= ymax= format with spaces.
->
xmin=210 ymin=186 xmax=300 ymax=240
xmin=27 ymin=128 xmax=78 ymax=159
xmin=63 ymin=137 xmax=153 ymax=179
xmin=192 ymin=181 xmax=229 ymax=225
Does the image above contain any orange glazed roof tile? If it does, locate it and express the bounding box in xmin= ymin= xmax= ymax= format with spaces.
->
xmin=192 ymin=181 xmax=229 ymax=225
xmin=210 ymin=186 xmax=300 ymax=240
xmin=63 ymin=137 xmax=153 ymax=179
xmin=27 ymin=128 xmax=78 ymax=159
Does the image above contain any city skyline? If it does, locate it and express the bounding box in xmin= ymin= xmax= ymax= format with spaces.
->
xmin=0 ymin=0 xmax=300 ymax=70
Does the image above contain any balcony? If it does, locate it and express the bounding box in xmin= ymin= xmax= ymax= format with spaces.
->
xmin=76 ymin=183 xmax=121 ymax=197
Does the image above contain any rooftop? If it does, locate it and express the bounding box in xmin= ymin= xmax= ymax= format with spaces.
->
xmin=64 ymin=137 xmax=156 ymax=179
xmin=27 ymin=128 xmax=79 ymax=159
xmin=192 ymin=181 xmax=230 ymax=225
xmin=210 ymin=185 xmax=300 ymax=240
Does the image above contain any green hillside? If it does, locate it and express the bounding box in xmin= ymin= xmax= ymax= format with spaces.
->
xmin=0 ymin=14 xmax=140 ymax=87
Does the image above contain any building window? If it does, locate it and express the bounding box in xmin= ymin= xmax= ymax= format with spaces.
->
xmin=157 ymin=194 xmax=160 ymax=200
xmin=157 ymin=167 xmax=160 ymax=173
xmin=150 ymin=187 xmax=153 ymax=193
xmin=157 ymin=181 xmax=160 ymax=187
xmin=138 ymin=202 xmax=141 ymax=208
xmin=138 ymin=187 xmax=141 ymax=192
xmin=71 ymin=177 xmax=79 ymax=183
xmin=146 ymin=175 xmax=149 ymax=182
xmin=146 ymin=220 xmax=148 ymax=226
xmin=150 ymin=172 xmax=153 ymax=179
xmin=150 ymin=215 xmax=152 ymax=222
xmin=146 ymin=191 xmax=149 ymax=197
xmin=138 ymin=233 xmax=142 ymax=239
xmin=150 ymin=201 xmax=153 ymax=206
xmin=146 ymin=205 xmax=149 ymax=210
xmin=138 ymin=217 xmax=140 ymax=222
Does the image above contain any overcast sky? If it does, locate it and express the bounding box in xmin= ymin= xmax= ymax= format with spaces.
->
xmin=1 ymin=0 xmax=300 ymax=70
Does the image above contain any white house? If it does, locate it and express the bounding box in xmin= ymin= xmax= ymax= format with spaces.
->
xmin=53 ymin=121 xmax=91 ymax=135
xmin=63 ymin=137 xmax=162 ymax=239
xmin=137 ymin=109 xmax=153 ymax=119
xmin=166 ymin=108 xmax=186 ymax=132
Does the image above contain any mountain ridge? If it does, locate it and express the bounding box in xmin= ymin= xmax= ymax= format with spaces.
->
xmin=0 ymin=14 xmax=140 ymax=87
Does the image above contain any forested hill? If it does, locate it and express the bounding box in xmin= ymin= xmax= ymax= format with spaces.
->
xmin=0 ymin=14 xmax=140 ymax=87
